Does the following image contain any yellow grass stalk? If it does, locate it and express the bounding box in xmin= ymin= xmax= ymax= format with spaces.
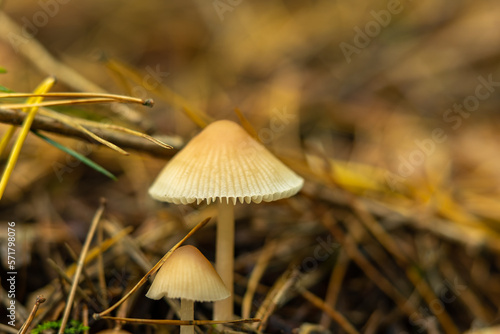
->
xmin=0 ymin=77 xmax=56 ymax=200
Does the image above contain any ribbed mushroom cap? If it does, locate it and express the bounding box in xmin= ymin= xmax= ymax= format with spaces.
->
xmin=146 ymin=245 xmax=230 ymax=302
xmin=149 ymin=120 xmax=304 ymax=205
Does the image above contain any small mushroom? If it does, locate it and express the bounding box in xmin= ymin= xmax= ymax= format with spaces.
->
xmin=146 ymin=245 xmax=230 ymax=334
xmin=149 ymin=120 xmax=304 ymax=320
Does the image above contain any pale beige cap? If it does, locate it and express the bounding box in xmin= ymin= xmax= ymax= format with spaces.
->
xmin=146 ymin=245 xmax=230 ymax=302
xmin=149 ymin=120 xmax=304 ymax=205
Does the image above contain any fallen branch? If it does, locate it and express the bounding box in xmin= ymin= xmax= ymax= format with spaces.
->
xmin=0 ymin=108 xmax=177 ymax=158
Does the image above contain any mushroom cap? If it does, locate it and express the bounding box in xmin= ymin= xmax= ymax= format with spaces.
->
xmin=146 ymin=245 xmax=230 ymax=302
xmin=149 ymin=120 xmax=304 ymax=205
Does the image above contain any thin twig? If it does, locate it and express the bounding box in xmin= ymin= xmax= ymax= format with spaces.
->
xmin=58 ymin=198 xmax=107 ymax=334
xmin=18 ymin=295 xmax=46 ymax=334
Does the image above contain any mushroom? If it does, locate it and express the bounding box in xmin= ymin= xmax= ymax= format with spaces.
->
xmin=146 ymin=245 xmax=230 ymax=334
xmin=149 ymin=120 xmax=304 ymax=320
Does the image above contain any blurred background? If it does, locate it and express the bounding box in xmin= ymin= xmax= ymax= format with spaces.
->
xmin=1 ymin=0 xmax=500 ymax=333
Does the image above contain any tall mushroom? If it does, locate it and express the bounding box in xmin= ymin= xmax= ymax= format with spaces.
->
xmin=149 ymin=120 xmax=304 ymax=320
xmin=146 ymin=245 xmax=230 ymax=334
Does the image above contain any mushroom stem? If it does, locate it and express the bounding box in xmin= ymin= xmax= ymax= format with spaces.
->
xmin=214 ymin=200 xmax=234 ymax=321
xmin=180 ymin=299 xmax=194 ymax=334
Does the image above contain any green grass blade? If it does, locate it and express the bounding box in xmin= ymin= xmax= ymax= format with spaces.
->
xmin=33 ymin=131 xmax=117 ymax=181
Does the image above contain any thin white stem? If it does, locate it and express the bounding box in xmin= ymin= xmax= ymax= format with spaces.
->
xmin=180 ymin=299 xmax=194 ymax=334
xmin=214 ymin=200 xmax=234 ymax=321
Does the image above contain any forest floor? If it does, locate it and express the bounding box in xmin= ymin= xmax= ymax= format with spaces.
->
xmin=1 ymin=0 xmax=500 ymax=333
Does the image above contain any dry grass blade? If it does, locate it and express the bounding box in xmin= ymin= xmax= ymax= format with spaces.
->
xmin=101 ymin=218 xmax=182 ymax=319
xmin=254 ymin=266 xmax=300 ymax=331
xmin=320 ymin=250 xmax=349 ymax=328
xmin=38 ymin=110 xmax=129 ymax=155
xmin=95 ymin=217 xmax=211 ymax=319
xmin=0 ymin=90 xmax=170 ymax=155
xmin=0 ymin=108 xmax=175 ymax=157
xmin=242 ymin=240 xmax=277 ymax=318
xmin=297 ymin=287 xmax=359 ymax=334
xmin=96 ymin=224 xmax=109 ymax=310
xmin=1 ymin=98 xmax=126 ymax=110
xmin=321 ymin=212 xmax=422 ymax=322
xmin=0 ymin=92 xmax=153 ymax=106
xmin=349 ymin=200 xmax=461 ymax=334
xmin=0 ymin=76 xmax=55 ymax=200
xmin=65 ymin=117 xmax=172 ymax=149
xmin=58 ymin=198 xmax=107 ymax=334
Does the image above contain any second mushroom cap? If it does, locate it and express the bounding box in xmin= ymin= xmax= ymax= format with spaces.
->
xmin=146 ymin=245 xmax=230 ymax=302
